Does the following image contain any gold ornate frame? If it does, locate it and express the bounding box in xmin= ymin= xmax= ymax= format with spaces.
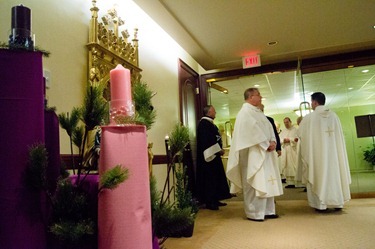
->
xmin=87 ymin=0 xmax=141 ymax=99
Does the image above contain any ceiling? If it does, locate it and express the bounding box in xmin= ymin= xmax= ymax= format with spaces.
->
xmin=209 ymin=64 xmax=375 ymax=123
xmin=133 ymin=0 xmax=375 ymax=123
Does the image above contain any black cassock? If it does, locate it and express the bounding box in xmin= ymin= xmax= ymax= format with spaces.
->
xmin=196 ymin=118 xmax=231 ymax=206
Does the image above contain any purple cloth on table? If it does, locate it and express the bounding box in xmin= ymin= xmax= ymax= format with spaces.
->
xmin=69 ymin=174 xmax=99 ymax=198
xmin=0 ymin=49 xmax=47 ymax=249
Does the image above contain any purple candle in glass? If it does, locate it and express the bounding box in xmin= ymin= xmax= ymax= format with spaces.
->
xmin=9 ymin=4 xmax=34 ymax=49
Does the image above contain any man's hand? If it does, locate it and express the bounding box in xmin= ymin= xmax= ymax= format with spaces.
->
xmin=267 ymin=141 xmax=276 ymax=152
xmin=277 ymin=150 xmax=281 ymax=157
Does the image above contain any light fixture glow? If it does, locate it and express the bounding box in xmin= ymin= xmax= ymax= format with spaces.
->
xmin=362 ymin=69 xmax=369 ymax=73
xmin=294 ymin=108 xmax=311 ymax=117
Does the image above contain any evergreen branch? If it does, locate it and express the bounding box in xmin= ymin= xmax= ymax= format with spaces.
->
xmin=99 ymin=165 xmax=129 ymax=192
xmin=0 ymin=42 xmax=50 ymax=57
xmin=132 ymin=81 xmax=157 ymax=130
xmin=24 ymin=143 xmax=48 ymax=191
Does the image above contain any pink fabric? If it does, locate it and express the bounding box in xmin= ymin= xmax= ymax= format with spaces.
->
xmin=98 ymin=125 xmax=152 ymax=249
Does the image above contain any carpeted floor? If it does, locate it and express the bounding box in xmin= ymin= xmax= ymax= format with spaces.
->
xmin=163 ymin=187 xmax=375 ymax=249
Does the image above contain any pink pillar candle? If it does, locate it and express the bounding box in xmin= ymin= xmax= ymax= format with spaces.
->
xmin=110 ymin=64 xmax=132 ymax=102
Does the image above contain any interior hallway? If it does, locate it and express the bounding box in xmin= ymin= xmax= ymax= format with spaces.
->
xmin=163 ymin=187 xmax=375 ymax=249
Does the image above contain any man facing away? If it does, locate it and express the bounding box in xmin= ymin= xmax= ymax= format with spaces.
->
xmin=196 ymin=105 xmax=232 ymax=210
xmin=227 ymin=88 xmax=283 ymax=221
xmin=297 ymin=92 xmax=351 ymax=212
xmin=279 ymin=117 xmax=299 ymax=188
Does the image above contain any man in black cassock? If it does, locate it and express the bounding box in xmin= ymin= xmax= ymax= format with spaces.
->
xmin=196 ymin=105 xmax=232 ymax=210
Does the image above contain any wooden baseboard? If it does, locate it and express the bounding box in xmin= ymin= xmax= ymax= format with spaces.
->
xmin=351 ymin=192 xmax=375 ymax=199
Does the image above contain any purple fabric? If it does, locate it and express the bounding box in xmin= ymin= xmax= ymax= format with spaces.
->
xmin=44 ymin=110 xmax=61 ymax=194
xmin=0 ymin=49 xmax=47 ymax=249
xmin=69 ymin=174 xmax=99 ymax=198
xmin=153 ymin=236 xmax=160 ymax=249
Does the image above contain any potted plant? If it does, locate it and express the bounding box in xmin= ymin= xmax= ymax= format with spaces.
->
xmin=363 ymin=144 xmax=375 ymax=170
xmin=151 ymin=124 xmax=198 ymax=245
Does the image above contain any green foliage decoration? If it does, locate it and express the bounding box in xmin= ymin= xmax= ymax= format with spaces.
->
xmin=0 ymin=41 xmax=50 ymax=57
xmin=364 ymin=144 xmax=375 ymax=166
xmin=150 ymin=176 xmax=194 ymax=239
xmin=168 ymin=123 xmax=190 ymax=163
xmin=81 ymin=84 xmax=108 ymax=130
xmin=175 ymin=166 xmax=198 ymax=216
xmin=132 ymin=80 xmax=157 ymax=130
xmin=99 ymin=165 xmax=129 ymax=191
xmin=49 ymin=220 xmax=95 ymax=243
xmin=58 ymin=107 xmax=81 ymax=139
xmin=25 ymin=144 xmax=48 ymax=191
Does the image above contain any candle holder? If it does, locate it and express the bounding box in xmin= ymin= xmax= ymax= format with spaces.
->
xmin=9 ymin=28 xmax=34 ymax=50
xmin=109 ymin=99 xmax=135 ymax=125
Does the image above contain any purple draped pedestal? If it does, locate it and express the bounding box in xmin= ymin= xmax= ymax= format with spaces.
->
xmin=0 ymin=49 xmax=47 ymax=249
xmin=45 ymin=110 xmax=61 ymax=194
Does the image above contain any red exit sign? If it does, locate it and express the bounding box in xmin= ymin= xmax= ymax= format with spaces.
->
xmin=242 ymin=54 xmax=261 ymax=69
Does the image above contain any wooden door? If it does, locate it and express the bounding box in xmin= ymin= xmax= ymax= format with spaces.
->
xmin=178 ymin=59 xmax=200 ymax=195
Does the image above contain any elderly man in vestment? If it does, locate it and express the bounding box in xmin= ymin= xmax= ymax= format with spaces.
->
xmin=298 ymin=92 xmax=351 ymax=211
xmin=227 ymin=88 xmax=283 ymax=221
xmin=196 ymin=105 xmax=232 ymax=210
xmin=279 ymin=117 xmax=299 ymax=188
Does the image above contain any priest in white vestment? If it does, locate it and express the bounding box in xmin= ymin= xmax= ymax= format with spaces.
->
xmin=279 ymin=117 xmax=299 ymax=188
xmin=298 ymin=92 xmax=351 ymax=211
xmin=227 ymin=88 xmax=283 ymax=221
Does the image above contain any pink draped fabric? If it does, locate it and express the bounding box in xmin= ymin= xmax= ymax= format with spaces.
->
xmin=98 ymin=125 xmax=152 ymax=249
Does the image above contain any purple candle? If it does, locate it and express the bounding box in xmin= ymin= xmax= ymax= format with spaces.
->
xmin=9 ymin=4 xmax=33 ymax=49
xmin=11 ymin=5 xmax=31 ymax=32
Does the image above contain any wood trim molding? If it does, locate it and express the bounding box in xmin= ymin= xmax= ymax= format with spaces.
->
xmin=61 ymin=154 xmax=167 ymax=169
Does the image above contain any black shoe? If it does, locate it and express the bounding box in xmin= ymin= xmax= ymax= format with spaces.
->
xmin=281 ymin=179 xmax=286 ymax=183
xmin=217 ymin=201 xmax=227 ymax=206
xmin=265 ymin=214 xmax=279 ymax=219
xmin=285 ymin=185 xmax=295 ymax=188
xmin=315 ymin=208 xmax=329 ymax=213
xmin=247 ymin=218 xmax=264 ymax=222
xmin=334 ymin=208 xmax=342 ymax=212
xmin=303 ymin=188 xmax=307 ymax=192
xmin=206 ymin=204 xmax=219 ymax=210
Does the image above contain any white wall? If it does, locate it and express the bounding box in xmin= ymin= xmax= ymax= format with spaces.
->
xmin=0 ymin=0 xmax=205 ymax=189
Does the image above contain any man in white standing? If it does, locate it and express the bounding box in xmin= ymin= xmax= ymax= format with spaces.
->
xmin=227 ymin=88 xmax=283 ymax=221
xmin=279 ymin=117 xmax=299 ymax=188
xmin=298 ymin=92 xmax=351 ymax=212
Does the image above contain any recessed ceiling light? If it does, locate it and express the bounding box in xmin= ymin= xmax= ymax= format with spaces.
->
xmin=362 ymin=69 xmax=369 ymax=73
xmin=254 ymin=84 xmax=260 ymax=87
xmin=267 ymin=41 xmax=278 ymax=46
xmin=348 ymin=87 xmax=353 ymax=90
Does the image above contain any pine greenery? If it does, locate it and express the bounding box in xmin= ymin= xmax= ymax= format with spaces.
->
xmin=152 ymin=124 xmax=198 ymax=242
xmin=169 ymin=123 xmax=190 ymax=163
xmin=0 ymin=41 xmax=50 ymax=57
xmin=24 ymin=143 xmax=130 ymax=244
xmin=132 ymin=80 xmax=157 ymax=130
xmin=364 ymin=144 xmax=375 ymax=166
xmin=99 ymin=165 xmax=129 ymax=191
xmin=24 ymin=144 xmax=48 ymax=191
